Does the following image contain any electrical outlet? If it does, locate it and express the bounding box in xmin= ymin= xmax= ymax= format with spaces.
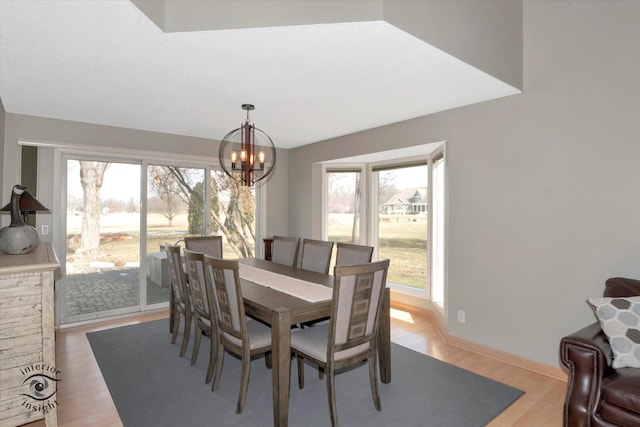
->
xmin=41 ymin=225 xmax=49 ymax=235
xmin=457 ymin=310 xmax=466 ymax=323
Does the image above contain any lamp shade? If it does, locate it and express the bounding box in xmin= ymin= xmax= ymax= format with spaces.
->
xmin=0 ymin=191 xmax=50 ymax=214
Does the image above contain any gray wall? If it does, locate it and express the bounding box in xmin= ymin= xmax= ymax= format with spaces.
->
xmin=384 ymin=0 xmax=523 ymax=89
xmin=132 ymin=0 xmax=382 ymax=32
xmin=0 ymin=98 xmax=5 ymax=202
xmin=288 ymin=0 xmax=640 ymax=367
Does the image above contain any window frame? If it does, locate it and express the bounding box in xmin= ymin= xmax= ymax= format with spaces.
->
xmin=52 ymin=147 xmax=263 ymax=325
xmin=321 ymin=164 xmax=369 ymax=246
xmin=322 ymin=148 xmax=446 ymax=306
xmin=371 ymin=156 xmax=430 ymax=295
xmin=429 ymin=146 xmax=446 ymax=312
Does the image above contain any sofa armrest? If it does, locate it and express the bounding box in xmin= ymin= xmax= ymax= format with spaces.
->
xmin=560 ymin=322 xmax=614 ymax=427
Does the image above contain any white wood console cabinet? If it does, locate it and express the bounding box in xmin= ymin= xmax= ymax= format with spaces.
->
xmin=0 ymin=243 xmax=60 ymax=427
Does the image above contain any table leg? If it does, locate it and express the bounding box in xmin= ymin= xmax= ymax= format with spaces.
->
xmin=378 ymin=288 xmax=391 ymax=383
xmin=271 ymin=307 xmax=292 ymax=427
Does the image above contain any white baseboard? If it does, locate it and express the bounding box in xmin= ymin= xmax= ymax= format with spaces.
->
xmin=391 ymin=301 xmax=568 ymax=382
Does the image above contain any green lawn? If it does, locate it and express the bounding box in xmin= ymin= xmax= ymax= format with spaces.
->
xmin=329 ymin=213 xmax=428 ymax=289
xmin=67 ymin=212 xmax=428 ymax=290
xmin=66 ymin=213 xmax=249 ymax=269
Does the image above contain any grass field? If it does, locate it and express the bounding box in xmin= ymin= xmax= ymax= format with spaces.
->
xmin=66 ymin=212 xmax=428 ymax=290
xmin=66 ymin=212 xmax=251 ymax=271
xmin=328 ymin=213 xmax=428 ymax=289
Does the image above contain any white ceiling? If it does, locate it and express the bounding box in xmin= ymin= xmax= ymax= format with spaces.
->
xmin=0 ymin=1 xmax=519 ymax=149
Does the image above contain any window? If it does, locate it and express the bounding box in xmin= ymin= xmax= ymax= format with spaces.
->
xmin=147 ymin=164 xmax=206 ymax=241
xmin=323 ymin=147 xmax=445 ymax=306
xmin=326 ymin=169 xmax=362 ymax=244
xmin=209 ymin=170 xmax=256 ymax=258
xmin=374 ymin=163 xmax=428 ymax=290
xmin=431 ymin=152 xmax=445 ymax=308
xmin=146 ymin=165 xmax=206 ymax=305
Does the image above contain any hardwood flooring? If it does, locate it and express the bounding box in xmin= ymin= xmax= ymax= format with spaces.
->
xmin=24 ymin=307 xmax=566 ymax=426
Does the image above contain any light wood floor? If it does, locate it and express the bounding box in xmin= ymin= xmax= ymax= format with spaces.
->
xmin=25 ymin=307 xmax=566 ymax=427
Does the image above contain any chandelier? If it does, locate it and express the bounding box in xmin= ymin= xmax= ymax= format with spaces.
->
xmin=218 ymin=104 xmax=276 ymax=186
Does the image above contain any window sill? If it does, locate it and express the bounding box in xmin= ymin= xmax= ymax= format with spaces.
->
xmin=388 ymin=283 xmax=431 ymax=311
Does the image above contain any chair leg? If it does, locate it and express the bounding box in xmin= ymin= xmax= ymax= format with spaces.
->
xmin=296 ymin=355 xmax=305 ymax=389
xmin=265 ymin=352 xmax=272 ymax=369
xmin=236 ymin=353 xmax=251 ymax=414
xmin=191 ymin=323 xmax=202 ymax=366
xmin=205 ymin=332 xmax=215 ymax=384
xmin=171 ymin=311 xmax=181 ymax=344
xmin=212 ymin=338 xmax=225 ymax=391
xmin=368 ymin=354 xmax=381 ymax=411
xmin=179 ymin=313 xmax=191 ymax=357
xmin=319 ymin=366 xmax=324 ymax=380
xmin=326 ymin=368 xmax=338 ymax=427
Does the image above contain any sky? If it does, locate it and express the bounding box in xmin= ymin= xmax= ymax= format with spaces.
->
xmin=67 ymin=161 xmax=141 ymax=201
xmin=66 ymin=161 xmax=428 ymax=203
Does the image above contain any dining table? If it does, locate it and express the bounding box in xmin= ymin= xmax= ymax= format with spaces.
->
xmin=237 ymin=258 xmax=391 ymax=427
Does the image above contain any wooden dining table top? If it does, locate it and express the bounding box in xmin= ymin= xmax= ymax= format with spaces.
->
xmin=237 ymin=258 xmax=334 ymax=325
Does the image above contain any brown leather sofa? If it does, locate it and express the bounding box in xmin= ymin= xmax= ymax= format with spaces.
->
xmin=560 ymin=277 xmax=640 ymax=427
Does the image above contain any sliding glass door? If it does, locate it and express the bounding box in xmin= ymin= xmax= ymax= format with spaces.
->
xmin=60 ymin=156 xmax=259 ymax=324
xmin=145 ymin=165 xmax=205 ymax=305
xmin=64 ymin=159 xmax=141 ymax=320
xmin=209 ymin=170 xmax=256 ymax=258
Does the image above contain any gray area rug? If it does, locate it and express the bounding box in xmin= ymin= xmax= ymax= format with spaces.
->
xmin=87 ymin=319 xmax=523 ymax=427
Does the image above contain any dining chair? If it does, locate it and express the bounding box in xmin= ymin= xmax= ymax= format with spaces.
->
xmin=203 ymin=256 xmax=272 ymax=414
xmin=298 ymin=239 xmax=334 ymax=328
xmin=291 ymin=259 xmax=390 ymax=427
xmin=335 ymin=242 xmax=374 ymax=266
xmin=165 ymin=245 xmax=192 ymax=358
xmin=299 ymin=239 xmax=334 ymax=274
xmin=183 ymin=249 xmax=217 ymax=384
xmin=271 ymin=235 xmax=300 ymax=267
xmin=184 ymin=235 xmax=223 ymax=258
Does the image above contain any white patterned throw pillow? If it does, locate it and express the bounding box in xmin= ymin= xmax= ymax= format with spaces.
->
xmin=587 ymin=296 xmax=640 ymax=369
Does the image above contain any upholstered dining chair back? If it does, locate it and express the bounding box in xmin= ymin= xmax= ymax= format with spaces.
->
xmin=335 ymin=242 xmax=374 ymax=267
xmin=290 ymin=259 xmax=390 ymax=427
xmin=183 ymin=249 xmax=218 ymax=380
xmin=300 ymin=239 xmax=334 ymax=274
xmin=202 ymin=256 xmax=272 ymax=414
xmin=184 ymin=235 xmax=223 ymax=258
xmin=330 ymin=259 xmax=389 ymax=359
xmin=165 ymin=244 xmax=192 ymax=357
xmin=271 ymin=236 xmax=300 ymax=267
xmin=184 ymin=249 xmax=213 ymax=322
xmin=204 ymin=257 xmax=244 ymax=342
xmin=166 ymin=245 xmax=188 ymax=306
